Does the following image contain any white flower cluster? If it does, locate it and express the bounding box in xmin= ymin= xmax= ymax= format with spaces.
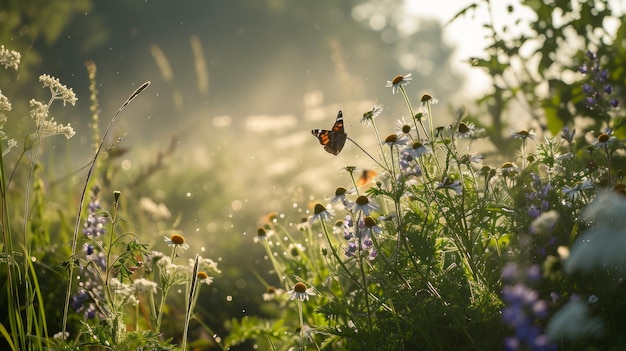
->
xmin=29 ymin=99 xmax=75 ymax=139
xmin=39 ymin=74 xmax=77 ymax=106
xmin=0 ymin=45 xmax=20 ymax=70
xmin=0 ymin=91 xmax=17 ymax=156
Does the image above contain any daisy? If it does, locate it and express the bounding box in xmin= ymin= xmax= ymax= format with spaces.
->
xmin=164 ymin=233 xmax=189 ymax=250
xmin=196 ymin=271 xmax=214 ymax=285
xmin=362 ymin=216 xmax=382 ymax=237
xmin=420 ymin=93 xmax=439 ymax=106
xmin=288 ymin=282 xmax=316 ymax=301
xmin=385 ymin=73 xmax=412 ymax=94
xmin=382 ymin=134 xmax=407 ymax=148
xmin=352 ymin=195 xmax=379 ymax=216
xmin=402 ymin=141 xmax=431 ymax=158
xmin=456 ymin=122 xmax=482 ymax=138
xmin=330 ymin=186 xmax=348 ymax=204
xmin=593 ymin=133 xmax=616 ymax=149
xmin=395 ymin=117 xmax=413 ymax=137
xmin=310 ymin=203 xmax=334 ymax=223
xmin=253 ymin=227 xmax=274 ymax=243
xmin=360 ymin=104 xmax=383 ymax=125
xmin=499 ymin=162 xmax=519 ymax=178
xmin=562 ymin=180 xmax=594 ymax=201
xmin=511 ymin=129 xmax=537 ymax=141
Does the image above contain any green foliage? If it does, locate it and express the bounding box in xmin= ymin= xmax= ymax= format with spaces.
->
xmin=2 ymin=1 xmax=626 ymax=350
xmin=454 ymin=0 xmax=626 ymax=151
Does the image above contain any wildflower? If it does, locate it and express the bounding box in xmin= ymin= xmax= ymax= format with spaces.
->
xmin=395 ymin=117 xmax=412 ymax=137
xmin=53 ymin=331 xmax=69 ymax=341
xmin=254 ymin=227 xmax=269 ymax=243
xmin=164 ymin=233 xmax=189 ymax=250
xmin=352 ymin=195 xmax=378 ymax=216
xmin=262 ymin=286 xmax=284 ymax=301
xmin=560 ymin=127 xmax=576 ymax=143
xmin=330 ymin=186 xmax=348 ymax=204
xmin=458 ymin=153 xmax=483 ymax=165
xmin=382 ymin=133 xmax=407 ymax=148
xmin=579 ymin=51 xmax=620 ymax=111
xmin=593 ymin=132 xmax=616 ymax=149
xmin=385 ymin=73 xmax=412 ymax=94
xmin=288 ymin=243 xmax=304 ymax=258
xmin=455 ymin=122 xmax=481 ymax=138
xmin=288 ymin=282 xmax=316 ymax=301
xmin=133 ymin=278 xmax=158 ymax=294
xmin=511 ymin=129 xmax=536 ymax=141
xmin=310 ymin=203 xmax=334 ymax=223
xmin=39 ymin=74 xmax=78 ymax=106
xmin=529 ymin=210 xmax=559 ymax=234
xmin=420 ymin=93 xmax=439 ymax=106
xmin=502 ymin=280 xmax=554 ymax=351
xmin=296 ymin=217 xmax=310 ymax=231
xmin=362 ymin=216 xmax=382 ymax=236
xmin=499 ymin=162 xmax=519 ymax=177
xmin=402 ymin=141 xmax=430 ymax=158
xmin=360 ymin=105 xmax=383 ymax=125
xmin=83 ymin=187 xmax=106 ymax=238
xmin=82 ymin=243 xmax=95 ymax=257
xmin=435 ymin=177 xmax=462 ymax=194
xmin=0 ymin=45 xmax=20 ymax=70
xmin=189 ymin=256 xmax=221 ymax=274
xmin=29 ymin=99 xmax=76 ymax=139
xmin=344 ymin=242 xmax=358 ymax=257
xmin=562 ymin=179 xmax=593 ymax=201
xmin=156 ymin=255 xmax=179 ymax=273
xmin=196 ymin=271 xmax=214 ymax=285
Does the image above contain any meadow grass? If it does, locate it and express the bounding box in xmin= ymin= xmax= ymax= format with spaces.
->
xmin=1 ymin=42 xmax=625 ymax=351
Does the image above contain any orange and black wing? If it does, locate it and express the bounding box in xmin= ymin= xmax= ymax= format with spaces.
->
xmin=311 ymin=111 xmax=347 ymax=155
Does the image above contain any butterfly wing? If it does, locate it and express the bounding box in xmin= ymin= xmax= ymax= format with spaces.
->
xmin=357 ymin=169 xmax=378 ymax=187
xmin=312 ymin=111 xmax=347 ymax=155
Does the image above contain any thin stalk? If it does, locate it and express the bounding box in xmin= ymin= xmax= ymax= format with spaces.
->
xmin=62 ymin=81 xmax=151 ymax=336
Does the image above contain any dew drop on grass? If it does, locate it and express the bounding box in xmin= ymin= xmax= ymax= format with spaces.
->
xmin=186 ymin=192 xmax=192 ymax=198
xmin=242 ymin=309 xmax=246 ymax=314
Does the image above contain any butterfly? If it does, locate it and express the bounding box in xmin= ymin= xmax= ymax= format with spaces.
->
xmin=311 ymin=110 xmax=347 ymax=155
xmin=357 ymin=169 xmax=378 ymax=187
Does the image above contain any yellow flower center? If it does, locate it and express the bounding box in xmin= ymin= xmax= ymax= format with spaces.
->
xmin=412 ymin=141 xmax=423 ymax=149
xmin=364 ymin=216 xmax=377 ymax=228
xmin=267 ymin=286 xmax=277 ymax=294
xmin=517 ymin=130 xmax=530 ymax=138
xmin=314 ymin=203 xmax=327 ymax=215
xmin=335 ymin=187 xmax=347 ymax=196
xmin=391 ymin=75 xmax=405 ymax=85
xmin=293 ymin=282 xmax=307 ymax=293
xmin=598 ymin=133 xmax=610 ymax=143
xmin=402 ymin=125 xmax=411 ymax=134
xmin=384 ymin=134 xmax=397 ymax=144
xmin=501 ymin=162 xmax=515 ymax=169
xmin=458 ymin=123 xmax=469 ymax=134
xmin=197 ymin=271 xmax=209 ymax=280
xmin=257 ymin=227 xmax=267 ymax=237
xmin=170 ymin=234 xmax=186 ymax=245
xmin=421 ymin=94 xmax=433 ymax=102
xmin=356 ymin=195 xmax=370 ymax=206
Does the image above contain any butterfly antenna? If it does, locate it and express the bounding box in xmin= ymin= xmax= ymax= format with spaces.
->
xmin=347 ymin=136 xmax=384 ymax=169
